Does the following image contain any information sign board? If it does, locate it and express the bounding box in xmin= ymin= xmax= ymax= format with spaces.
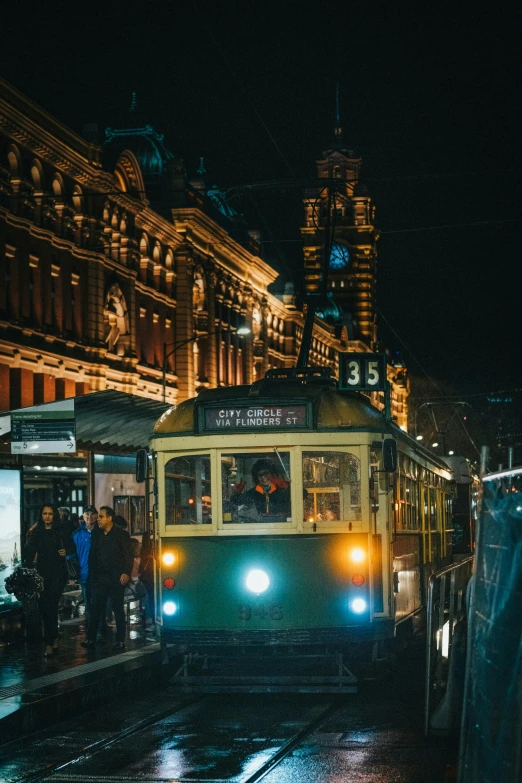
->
xmin=11 ymin=399 xmax=76 ymax=454
xmin=338 ymin=352 xmax=387 ymax=392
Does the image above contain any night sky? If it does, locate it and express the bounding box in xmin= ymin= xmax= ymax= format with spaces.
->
xmin=2 ymin=2 xmax=521 ymax=401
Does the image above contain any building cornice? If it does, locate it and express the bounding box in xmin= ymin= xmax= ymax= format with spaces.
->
xmin=171 ymin=208 xmax=278 ymax=291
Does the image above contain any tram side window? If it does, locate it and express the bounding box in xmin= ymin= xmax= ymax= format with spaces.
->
xmin=221 ymin=451 xmax=291 ymax=523
xmin=303 ymin=452 xmax=361 ymax=522
xmin=165 ymin=455 xmax=211 ymax=525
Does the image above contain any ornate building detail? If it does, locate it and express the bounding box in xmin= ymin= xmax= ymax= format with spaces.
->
xmin=0 ymin=75 xmax=408 ymax=429
xmin=104 ymin=281 xmax=130 ymax=353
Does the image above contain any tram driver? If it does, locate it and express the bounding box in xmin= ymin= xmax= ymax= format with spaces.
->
xmin=229 ymin=459 xmax=290 ymax=522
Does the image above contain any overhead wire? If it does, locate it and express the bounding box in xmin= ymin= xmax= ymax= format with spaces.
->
xmin=377 ymin=307 xmax=481 ymax=456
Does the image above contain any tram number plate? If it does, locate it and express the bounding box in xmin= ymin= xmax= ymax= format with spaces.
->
xmin=338 ymin=352 xmax=387 ymax=392
xmin=238 ymin=604 xmax=283 ymax=621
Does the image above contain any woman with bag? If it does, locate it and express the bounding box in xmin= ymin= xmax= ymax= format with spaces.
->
xmin=25 ymin=504 xmax=75 ymax=656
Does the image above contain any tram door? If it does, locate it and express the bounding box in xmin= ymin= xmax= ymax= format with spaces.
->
xmin=393 ymin=535 xmax=422 ymax=621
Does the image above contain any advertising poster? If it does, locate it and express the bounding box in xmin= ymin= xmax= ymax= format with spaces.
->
xmin=0 ymin=469 xmax=22 ymax=610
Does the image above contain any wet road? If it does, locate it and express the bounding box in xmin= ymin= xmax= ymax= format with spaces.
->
xmin=1 ymin=642 xmax=455 ymax=783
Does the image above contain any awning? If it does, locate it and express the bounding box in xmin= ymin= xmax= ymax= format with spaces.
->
xmin=0 ymin=390 xmax=171 ymax=453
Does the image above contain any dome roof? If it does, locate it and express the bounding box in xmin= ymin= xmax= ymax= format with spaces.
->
xmin=105 ymin=124 xmax=174 ymax=179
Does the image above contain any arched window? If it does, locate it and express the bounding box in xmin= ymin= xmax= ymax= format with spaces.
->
xmin=30 ymin=161 xmax=44 ymax=191
xmin=7 ymin=146 xmax=21 ymax=178
xmin=153 ymin=243 xmax=162 ymax=264
xmin=72 ymin=186 xmax=84 ymax=214
xmin=140 ymin=234 xmax=149 ymax=258
xmin=52 ymin=176 xmax=64 ymax=198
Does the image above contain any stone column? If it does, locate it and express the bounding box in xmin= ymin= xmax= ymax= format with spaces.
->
xmin=0 ymin=364 xmax=10 ymax=411
xmin=205 ymin=269 xmax=218 ymax=388
xmin=10 ymin=368 xmax=34 ymax=408
xmin=174 ymin=248 xmax=195 ymax=401
xmin=86 ymin=258 xmax=105 ymax=348
xmin=243 ymin=293 xmax=254 ymax=385
xmin=261 ymin=302 xmax=270 ymax=375
xmin=34 ymin=373 xmax=56 ymax=404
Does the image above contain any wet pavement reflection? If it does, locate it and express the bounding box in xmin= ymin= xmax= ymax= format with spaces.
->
xmin=0 ymin=637 xmax=455 ymax=782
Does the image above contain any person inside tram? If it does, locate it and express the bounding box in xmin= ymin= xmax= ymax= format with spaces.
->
xmin=229 ymin=459 xmax=290 ymax=521
xmin=201 ymin=495 xmax=212 ymax=522
xmin=318 ymin=509 xmax=338 ymax=522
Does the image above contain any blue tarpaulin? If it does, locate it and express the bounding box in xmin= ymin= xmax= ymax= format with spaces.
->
xmin=459 ymin=467 xmax=522 ymax=783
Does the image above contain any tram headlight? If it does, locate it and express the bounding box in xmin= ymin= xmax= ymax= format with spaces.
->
xmin=351 ymin=598 xmax=367 ymax=614
xmin=162 ymin=552 xmax=175 ymax=566
xmin=349 ymin=547 xmax=365 ymax=563
xmin=246 ymin=569 xmax=270 ymax=594
xmin=163 ymin=601 xmax=177 ymax=616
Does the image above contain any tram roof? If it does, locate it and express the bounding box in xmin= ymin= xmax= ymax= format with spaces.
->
xmin=153 ymin=379 xmax=390 ymax=437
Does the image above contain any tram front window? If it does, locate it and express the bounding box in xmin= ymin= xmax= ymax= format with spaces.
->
xmin=165 ymin=455 xmax=211 ymax=525
xmin=303 ymin=451 xmax=361 ymax=523
xmin=222 ymin=452 xmax=291 ymax=523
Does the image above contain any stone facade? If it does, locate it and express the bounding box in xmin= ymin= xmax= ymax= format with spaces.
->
xmin=0 ymin=78 xmax=408 ymax=428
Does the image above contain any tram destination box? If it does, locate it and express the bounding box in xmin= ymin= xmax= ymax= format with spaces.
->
xmin=199 ymin=402 xmax=312 ymax=433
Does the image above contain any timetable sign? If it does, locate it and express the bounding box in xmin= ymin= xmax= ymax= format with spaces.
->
xmin=339 ymin=352 xmax=387 ymax=392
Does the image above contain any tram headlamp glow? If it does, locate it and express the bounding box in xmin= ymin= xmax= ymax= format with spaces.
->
xmin=351 ymin=598 xmax=367 ymax=614
xmin=350 ymin=547 xmax=365 ymax=563
xmin=246 ymin=569 xmax=270 ymax=594
xmin=162 ymin=552 xmax=175 ymax=566
xmin=163 ymin=601 xmax=177 ymax=616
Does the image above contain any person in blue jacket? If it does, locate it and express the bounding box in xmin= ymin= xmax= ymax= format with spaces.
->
xmin=72 ymin=505 xmax=98 ymax=625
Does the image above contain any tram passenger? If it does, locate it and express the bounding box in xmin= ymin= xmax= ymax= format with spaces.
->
xmin=201 ymin=495 xmax=212 ymax=522
xmin=229 ymin=459 xmax=290 ymax=521
xmin=319 ymin=509 xmax=337 ymax=522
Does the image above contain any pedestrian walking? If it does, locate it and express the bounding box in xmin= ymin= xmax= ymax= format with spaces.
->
xmin=24 ymin=504 xmax=75 ymax=656
xmin=72 ymin=505 xmax=98 ymax=627
xmin=81 ymin=506 xmax=133 ymax=652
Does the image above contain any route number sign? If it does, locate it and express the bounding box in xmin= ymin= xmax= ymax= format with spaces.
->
xmin=339 ymin=352 xmax=387 ymax=392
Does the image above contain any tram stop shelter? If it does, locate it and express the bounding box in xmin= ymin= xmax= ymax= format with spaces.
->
xmin=0 ymin=390 xmax=169 ymax=638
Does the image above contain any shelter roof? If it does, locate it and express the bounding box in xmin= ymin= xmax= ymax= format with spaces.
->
xmin=0 ymin=391 xmax=169 ymax=453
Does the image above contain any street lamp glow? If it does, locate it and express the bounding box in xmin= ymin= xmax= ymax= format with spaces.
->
xmin=432 ymin=442 xmax=439 ymax=448
xmin=237 ymin=325 xmax=251 ymax=336
xmin=416 ymin=435 xmax=423 ymax=441
xmin=448 ymin=450 xmax=454 ymax=455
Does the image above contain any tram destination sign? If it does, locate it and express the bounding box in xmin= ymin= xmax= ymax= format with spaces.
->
xmin=338 ymin=352 xmax=387 ymax=392
xmin=202 ymin=404 xmax=309 ymax=432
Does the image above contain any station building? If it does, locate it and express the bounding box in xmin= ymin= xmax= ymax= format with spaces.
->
xmin=0 ymin=76 xmax=408 ymax=520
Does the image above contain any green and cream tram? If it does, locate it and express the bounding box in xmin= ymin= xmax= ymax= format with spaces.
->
xmin=150 ymin=368 xmax=454 ymax=686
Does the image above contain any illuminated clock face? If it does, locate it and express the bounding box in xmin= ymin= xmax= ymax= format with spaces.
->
xmin=329 ymin=243 xmax=350 ymax=270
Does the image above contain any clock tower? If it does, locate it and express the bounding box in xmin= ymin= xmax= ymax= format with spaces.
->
xmin=301 ymin=118 xmax=379 ymax=345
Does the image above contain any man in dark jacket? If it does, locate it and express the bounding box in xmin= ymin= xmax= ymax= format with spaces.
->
xmin=81 ymin=505 xmax=133 ymax=651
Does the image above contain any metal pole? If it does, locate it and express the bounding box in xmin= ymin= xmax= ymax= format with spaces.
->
xmin=87 ymin=450 xmax=95 ymax=506
xmin=479 ymin=445 xmax=489 ymax=478
xmin=508 ymin=446 xmax=514 ymax=470
xmin=162 ymin=342 xmax=167 ymax=403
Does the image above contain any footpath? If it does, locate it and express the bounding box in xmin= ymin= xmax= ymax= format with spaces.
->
xmin=0 ymin=601 xmax=162 ymax=745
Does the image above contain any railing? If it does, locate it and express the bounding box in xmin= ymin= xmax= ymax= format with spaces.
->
xmin=424 ymin=556 xmax=474 ymax=736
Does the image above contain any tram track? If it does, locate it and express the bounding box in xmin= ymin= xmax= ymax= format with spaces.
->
xmin=10 ymin=697 xmax=201 ymax=783
xmin=9 ymin=697 xmax=340 ymax=783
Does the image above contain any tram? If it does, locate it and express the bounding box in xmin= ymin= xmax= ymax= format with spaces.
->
xmin=148 ymin=363 xmax=456 ymax=689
